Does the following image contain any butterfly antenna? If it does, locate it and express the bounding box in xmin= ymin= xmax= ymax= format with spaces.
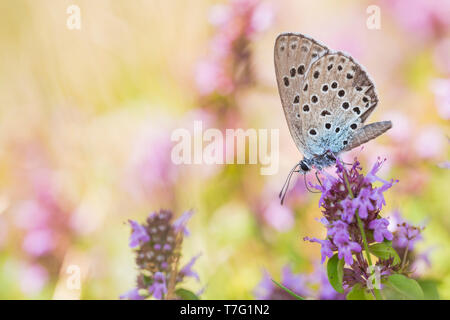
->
xmin=279 ymin=163 xmax=300 ymax=205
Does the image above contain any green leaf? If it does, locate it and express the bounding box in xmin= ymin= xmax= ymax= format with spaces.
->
xmin=175 ymin=288 xmax=200 ymax=300
xmin=346 ymin=283 xmax=374 ymax=300
xmin=271 ymin=279 xmax=304 ymax=300
xmin=327 ymin=253 xmax=345 ymax=294
xmin=417 ymin=279 xmax=440 ymax=300
xmin=369 ymin=242 xmax=401 ymax=265
xmin=382 ymin=274 xmax=424 ymax=300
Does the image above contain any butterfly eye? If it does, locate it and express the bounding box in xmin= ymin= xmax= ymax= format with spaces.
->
xmin=355 ymin=86 xmax=362 ymax=91
xmin=293 ymin=95 xmax=300 ymax=104
xmin=341 ymin=102 xmax=349 ymax=109
xmin=338 ymin=89 xmax=346 ymax=97
xmin=295 ymin=113 xmax=301 ymax=119
xmin=335 ymin=127 xmax=340 ymax=133
xmin=300 ymin=162 xmax=309 ymax=171
xmin=352 ymin=107 xmax=361 ymax=115
xmin=327 ymin=64 xmax=333 ymax=71
xmin=325 ymin=123 xmax=331 ymax=129
xmin=331 ymin=82 xmax=338 ymax=89
xmin=346 ymin=73 xmax=354 ymax=79
xmin=343 ymin=140 xmax=348 ymax=145
xmin=283 ymin=77 xmax=289 ymax=87
xmin=351 ymin=123 xmax=357 ymax=130
xmin=303 ymin=83 xmax=308 ymax=91
xmin=337 ymin=65 xmax=343 ymax=71
xmin=362 ymin=96 xmax=369 ymax=103
xmin=321 ymin=84 xmax=329 ymax=92
xmin=309 ymin=129 xmax=317 ymax=136
xmin=302 ymin=104 xmax=310 ymax=112
xmin=311 ymin=95 xmax=318 ymax=103
xmin=313 ymin=71 xmax=320 ymax=79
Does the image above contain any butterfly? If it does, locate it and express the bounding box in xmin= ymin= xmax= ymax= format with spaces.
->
xmin=274 ymin=33 xmax=392 ymax=204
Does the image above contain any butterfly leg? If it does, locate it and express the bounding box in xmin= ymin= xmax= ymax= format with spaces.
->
xmin=304 ymin=173 xmax=320 ymax=194
xmin=315 ymin=170 xmax=323 ymax=187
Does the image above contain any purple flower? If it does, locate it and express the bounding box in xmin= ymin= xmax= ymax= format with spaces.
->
xmin=179 ymin=254 xmax=201 ymax=282
xmin=353 ymin=187 xmax=375 ymax=219
xmin=173 ymin=210 xmax=194 ymax=236
xmin=128 ymin=220 xmax=150 ymax=248
xmin=120 ymin=288 xmax=146 ymax=300
xmin=122 ymin=210 xmax=201 ymax=300
xmin=254 ymin=265 xmax=309 ymax=300
xmin=333 ymin=232 xmax=361 ymax=265
xmin=395 ymin=223 xmax=422 ymax=250
xmin=372 ymin=183 xmax=392 ymax=210
xmin=280 ymin=265 xmax=311 ymax=297
xmin=389 ymin=210 xmax=424 ymax=251
xmin=312 ymin=170 xmax=339 ymax=207
xmin=304 ymin=237 xmax=335 ymax=263
xmin=340 ymin=197 xmax=356 ymax=223
xmin=369 ymin=218 xmax=393 ymax=242
xmin=22 ymin=229 xmax=54 ymax=257
xmin=438 ymin=161 xmax=450 ymax=169
xmin=149 ymin=272 xmax=167 ymax=300
xmin=328 ymin=221 xmax=349 ymax=238
xmin=365 ymin=157 xmax=388 ymax=185
xmin=262 ymin=200 xmax=294 ymax=232
xmin=309 ymin=264 xmax=345 ymax=300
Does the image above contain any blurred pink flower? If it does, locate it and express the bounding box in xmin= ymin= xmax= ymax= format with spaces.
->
xmin=247 ymin=1 xmax=274 ymax=37
xmin=430 ymin=78 xmax=450 ymax=120
xmin=195 ymin=59 xmax=233 ymax=95
xmin=262 ymin=200 xmax=294 ymax=232
xmin=382 ymin=0 xmax=450 ymax=40
xmin=414 ymin=126 xmax=446 ymax=159
xmin=208 ymin=5 xmax=232 ymax=27
xmin=126 ymin=126 xmax=179 ymax=202
xmin=433 ymin=38 xmax=450 ymax=75
xmin=196 ymin=0 xmax=273 ymax=95
xmin=385 ymin=111 xmax=412 ymax=142
xmin=22 ymin=229 xmax=54 ymax=257
xmin=14 ymin=200 xmax=50 ymax=230
xmin=20 ymin=264 xmax=49 ymax=295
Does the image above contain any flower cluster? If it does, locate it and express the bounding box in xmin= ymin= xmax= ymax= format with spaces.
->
xmin=304 ymin=158 xmax=398 ymax=288
xmin=120 ymin=210 xmax=200 ymax=300
xmin=388 ymin=210 xmax=427 ymax=272
xmin=195 ymin=0 xmax=274 ymax=96
xmin=13 ymin=152 xmax=76 ymax=296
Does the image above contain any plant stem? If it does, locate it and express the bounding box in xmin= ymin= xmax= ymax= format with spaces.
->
xmin=400 ymin=241 xmax=410 ymax=271
xmin=343 ymin=171 xmax=382 ymax=300
xmin=355 ymin=212 xmax=373 ymax=266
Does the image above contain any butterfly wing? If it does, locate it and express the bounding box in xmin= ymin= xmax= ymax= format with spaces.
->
xmin=342 ymin=121 xmax=392 ymax=151
xmin=274 ymin=33 xmax=329 ymax=157
xmin=298 ymin=51 xmax=383 ymax=157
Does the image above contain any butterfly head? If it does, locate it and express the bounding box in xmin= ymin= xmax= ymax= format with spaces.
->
xmin=299 ymin=160 xmax=311 ymax=173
